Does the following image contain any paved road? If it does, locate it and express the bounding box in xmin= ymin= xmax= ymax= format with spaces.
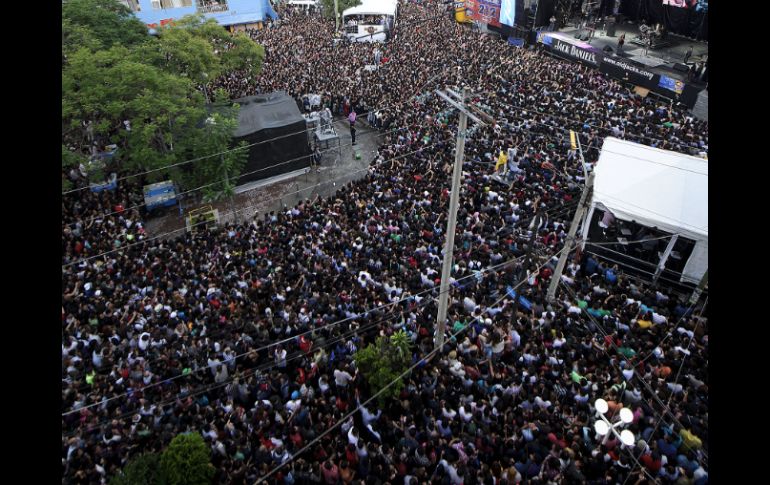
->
xmin=144 ymin=118 xmax=382 ymax=239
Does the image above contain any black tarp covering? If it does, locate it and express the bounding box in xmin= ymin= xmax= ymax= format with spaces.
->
xmin=231 ymin=92 xmax=311 ymax=186
xmin=535 ymin=0 xmax=556 ymax=28
xmin=620 ymin=0 xmax=707 ymax=40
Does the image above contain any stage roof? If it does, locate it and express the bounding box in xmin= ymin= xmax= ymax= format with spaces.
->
xmin=342 ymin=0 xmax=398 ymax=17
xmin=231 ymin=92 xmax=304 ymax=137
xmin=592 ymin=137 xmax=708 ymax=242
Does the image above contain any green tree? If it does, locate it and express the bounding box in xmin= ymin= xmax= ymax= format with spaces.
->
xmin=62 ymin=45 xmax=202 ymax=177
xmin=110 ymin=452 xmax=162 ymax=485
xmin=173 ymin=102 xmax=248 ymax=201
xmin=160 ymin=433 xmax=214 ymax=485
xmin=354 ymin=330 xmax=412 ymax=405
xmin=61 ymin=13 xmax=264 ymax=198
xmin=142 ymin=15 xmax=265 ymax=83
xmin=62 ymin=0 xmax=148 ymax=54
xmin=319 ymin=0 xmax=362 ymax=21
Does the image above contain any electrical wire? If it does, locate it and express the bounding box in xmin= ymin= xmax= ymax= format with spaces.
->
xmin=61 ymin=137 xmax=457 ymax=269
xmin=253 ymin=242 xmax=570 ymax=484
xmin=62 ymin=11 xmax=470 ymax=197
xmin=63 ymin=251 xmax=530 ymax=416
xmin=557 ymin=279 xmax=708 ymax=465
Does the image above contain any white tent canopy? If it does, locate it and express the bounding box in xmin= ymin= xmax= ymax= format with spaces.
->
xmin=342 ymin=0 xmax=398 ymax=17
xmin=588 ymin=137 xmax=708 ymax=283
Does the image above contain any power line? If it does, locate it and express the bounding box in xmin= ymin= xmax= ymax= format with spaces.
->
xmin=63 ymin=308 xmax=410 ymax=439
xmin=254 ymin=242 xmax=570 ymax=484
xmin=61 ymin=137 xmax=457 ymax=269
xmin=63 ymin=12 xmax=473 ymax=198
xmin=557 ymin=279 xmax=708 ymax=465
xmin=621 ymin=298 xmax=708 ymax=485
xmin=62 ymin=252 xmax=529 ymax=416
xmin=63 ymin=248 xmax=542 ymax=438
xmin=63 ymin=166 xmax=584 ymax=399
xmin=71 ymin=123 xmax=407 ymax=226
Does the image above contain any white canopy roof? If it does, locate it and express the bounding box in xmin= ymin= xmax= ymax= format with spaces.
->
xmin=592 ymin=137 xmax=708 ymax=241
xmin=342 ymin=0 xmax=398 ymax=17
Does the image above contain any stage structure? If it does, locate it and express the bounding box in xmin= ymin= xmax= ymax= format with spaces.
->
xmin=230 ymin=92 xmax=312 ymax=186
xmin=342 ymin=0 xmax=398 ymax=42
xmin=581 ymin=137 xmax=707 ymax=286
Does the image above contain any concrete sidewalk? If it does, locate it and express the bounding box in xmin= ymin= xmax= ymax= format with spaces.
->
xmin=144 ymin=118 xmax=383 ymax=238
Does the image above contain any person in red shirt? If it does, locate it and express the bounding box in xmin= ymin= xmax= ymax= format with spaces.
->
xmin=640 ymin=451 xmax=663 ymax=474
xmin=321 ymin=460 xmax=339 ymax=485
xmin=345 ymin=443 xmax=359 ymax=466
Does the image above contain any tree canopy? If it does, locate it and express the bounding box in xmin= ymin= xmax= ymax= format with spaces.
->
xmin=61 ymin=2 xmax=263 ymax=198
xmin=159 ymin=433 xmax=214 ymax=485
xmin=354 ymin=330 xmax=412 ymax=405
xmin=62 ymin=0 xmax=148 ymax=55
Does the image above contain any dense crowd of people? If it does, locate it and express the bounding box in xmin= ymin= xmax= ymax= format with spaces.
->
xmin=62 ymin=1 xmax=709 ymax=484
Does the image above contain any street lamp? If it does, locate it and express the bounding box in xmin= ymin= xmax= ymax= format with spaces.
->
xmin=594 ymin=398 xmax=635 ymax=447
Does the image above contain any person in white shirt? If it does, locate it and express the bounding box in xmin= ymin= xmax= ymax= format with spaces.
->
xmin=438 ymin=458 xmax=463 ymax=485
xmin=458 ymin=404 xmax=473 ymax=422
xmin=360 ymin=401 xmax=381 ymax=425
xmin=347 ymin=426 xmax=359 ymax=446
xmin=334 ymin=366 xmax=354 ymax=387
xmin=138 ymin=332 xmax=151 ymax=351
xmin=318 ymin=375 xmax=330 ymax=394
xmin=273 ymin=346 xmax=287 ymax=369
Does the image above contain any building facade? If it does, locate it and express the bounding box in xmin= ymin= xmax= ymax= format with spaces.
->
xmin=120 ymin=0 xmax=278 ymax=30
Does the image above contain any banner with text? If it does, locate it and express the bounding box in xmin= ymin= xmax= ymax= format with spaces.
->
xmin=550 ymin=38 xmax=603 ymax=67
xmin=599 ymin=56 xmax=660 ymax=90
xmin=466 ymin=0 xmax=502 ymax=28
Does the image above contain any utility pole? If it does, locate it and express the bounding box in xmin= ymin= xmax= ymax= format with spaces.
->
xmin=546 ymin=170 xmax=595 ymax=303
xmin=512 ymin=204 xmax=542 ymax=317
xmin=688 ymin=269 xmax=708 ymax=305
xmin=334 ymin=0 xmax=340 ymax=32
xmin=653 ymin=234 xmax=678 ymax=284
xmin=434 ymin=86 xmax=490 ymax=351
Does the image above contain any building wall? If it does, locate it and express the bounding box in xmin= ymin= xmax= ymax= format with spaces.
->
xmin=125 ymin=0 xmax=276 ymax=27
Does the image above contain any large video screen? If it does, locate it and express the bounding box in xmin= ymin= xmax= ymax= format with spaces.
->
xmin=500 ymin=0 xmax=516 ymax=27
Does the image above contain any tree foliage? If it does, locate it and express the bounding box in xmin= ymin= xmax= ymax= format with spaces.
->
xmin=110 ymin=452 xmax=162 ymax=485
xmin=62 ymin=0 xmax=148 ymax=54
xmin=159 ymin=433 xmax=214 ymax=485
xmin=61 ymin=1 xmax=264 ymax=199
xmin=354 ymin=330 xmax=412 ymax=405
xmin=319 ymin=0 xmax=363 ymax=21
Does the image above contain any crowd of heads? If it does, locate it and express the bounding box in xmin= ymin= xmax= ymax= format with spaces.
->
xmin=62 ymin=1 xmax=708 ymax=484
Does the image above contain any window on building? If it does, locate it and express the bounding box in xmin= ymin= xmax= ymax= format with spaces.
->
xmin=197 ymin=0 xmax=230 ymax=14
xmin=119 ymin=0 xmax=142 ymax=11
xmin=153 ymin=0 xmax=193 ymax=9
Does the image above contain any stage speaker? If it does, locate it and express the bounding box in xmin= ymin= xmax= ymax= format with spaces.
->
xmin=603 ymin=45 xmax=614 ymax=54
xmin=673 ymin=63 xmax=690 ymax=73
xmin=606 ymin=22 xmax=617 ymax=37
